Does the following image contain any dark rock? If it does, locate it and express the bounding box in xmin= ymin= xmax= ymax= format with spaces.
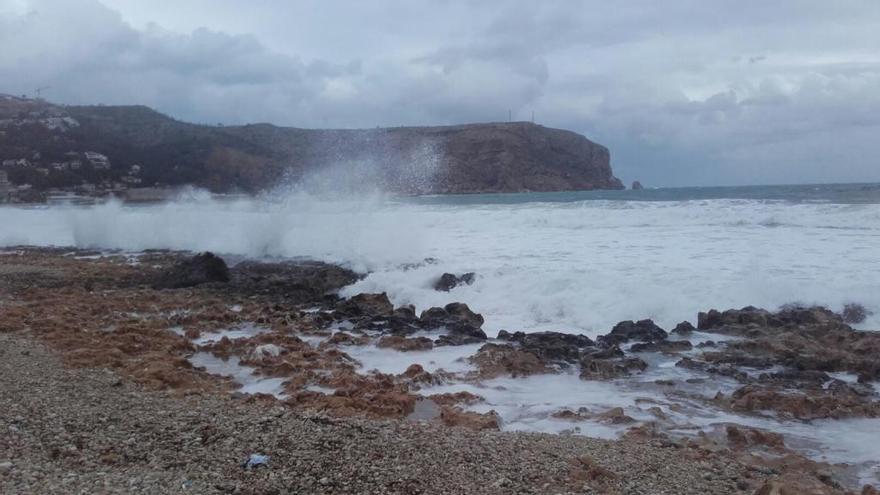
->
xmin=392 ymin=305 xmax=418 ymax=322
xmin=335 ymin=293 xmax=394 ymax=318
xmin=468 ymin=343 xmax=548 ymax=378
xmin=631 ymin=180 xmax=643 ymax=190
xmin=580 ymin=356 xmax=647 ymax=380
xmin=584 ymin=345 xmax=625 ymax=360
xmin=152 ymin=252 xmax=230 ymax=289
xmin=629 ymin=340 xmax=693 ymax=353
xmin=376 ymin=336 xmax=433 ymax=352
xmin=433 ymin=272 xmax=476 ymax=292
xmin=598 ymin=319 xmax=667 ymax=347
xmin=496 ymin=330 xmax=593 ymax=364
xmin=419 ymin=303 xmax=486 ymax=340
xmin=842 ymin=303 xmax=871 ymax=324
xmin=434 ymin=334 xmax=486 ymax=346
xmin=229 ymin=260 xmax=359 ymax=303
xmin=671 ymin=321 xmax=696 ymax=335
xmin=442 ymin=303 xmax=485 ymax=328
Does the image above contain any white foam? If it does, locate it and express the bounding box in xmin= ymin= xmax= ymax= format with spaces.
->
xmin=193 ymin=323 xmax=270 ymax=345
xmin=344 ymin=342 xmax=482 ymax=375
xmin=2 ymin=195 xmax=878 ymax=332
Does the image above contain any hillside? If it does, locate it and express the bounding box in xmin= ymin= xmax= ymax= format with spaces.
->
xmin=0 ymin=95 xmax=623 ymax=198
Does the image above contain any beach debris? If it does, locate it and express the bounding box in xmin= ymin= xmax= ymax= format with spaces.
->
xmin=243 ymin=453 xmax=270 ymax=470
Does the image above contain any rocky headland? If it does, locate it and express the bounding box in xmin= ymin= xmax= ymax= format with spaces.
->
xmin=1 ymin=248 xmax=878 ymax=494
xmin=0 ymin=94 xmax=623 ymax=200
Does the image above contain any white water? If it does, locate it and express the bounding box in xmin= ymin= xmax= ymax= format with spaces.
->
xmin=2 ymin=193 xmax=879 ymax=335
xmin=3 ymin=191 xmax=880 ymax=484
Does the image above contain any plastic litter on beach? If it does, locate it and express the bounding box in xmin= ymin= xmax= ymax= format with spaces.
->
xmin=243 ymin=453 xmax=270 ymax=470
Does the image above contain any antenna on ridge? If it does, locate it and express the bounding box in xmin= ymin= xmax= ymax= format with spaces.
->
xmin=508 ymin=109 xmax=512 ymax=122
xmin=35 ymin=86 xmax=50 ymax=99
xmin=531 ymin=110 xmax=535 ymax=123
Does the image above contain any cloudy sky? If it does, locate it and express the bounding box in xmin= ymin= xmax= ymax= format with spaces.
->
xmin=1 ymin=0 xmax=879 ymax=186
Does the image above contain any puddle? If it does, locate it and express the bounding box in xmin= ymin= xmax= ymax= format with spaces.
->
xmin=189 ymin=352 xmax=288 ymax=399
xmin=193 ymin=323 xmax=270 ymax=345
xmin=407 ymin=398 xmax=441 ymax=421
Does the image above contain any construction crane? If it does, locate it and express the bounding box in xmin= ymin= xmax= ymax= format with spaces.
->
xmin=35 ymin=86 xmax=50 ymax=99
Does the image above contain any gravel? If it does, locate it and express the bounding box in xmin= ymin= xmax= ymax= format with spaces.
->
xmin=0 ymin=331 xmax=764 ymax=494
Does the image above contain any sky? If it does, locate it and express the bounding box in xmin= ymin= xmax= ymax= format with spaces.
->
xmin=1 ymin=0 xmax=879 ymax=186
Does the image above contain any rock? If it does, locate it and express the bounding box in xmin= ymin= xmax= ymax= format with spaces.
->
xmin=629 ymin=340 xmax=692 ymax=353
xmin=671 ymin=321 xmax=696 ymax=335
xmin=468 ymin=343 xmax=548 ymax=378
xmin=434 ymin=334 xmax=486 ymax=346
xmin=433 ymin=272 xmax=476 ymax=292
xmin=229 ymin=260 xmax=359 ymax=302
xmin=335 ymin=293 xmax=394 ymax=318
xmin=596 ymin=407 xmax=635 ymax=424
xmin=598 ymin=319 xmax=667 ymax=347
xmin=496 ymin=330 xmax=593 ymax=364
xmin=725 ymin=425 xmax=784 ymax=449
xmin=439 ymin=406 xmax=500 ymax=430
xmin=862 ymin=485 xmax=880 ymax=495
xmin=842 ymin=303 xmax=871 ymax=324
xmin=580 ymin=355 xmax=647 ymax=380
xmin=376 ymin=336 xmax=433 ymax=352
xmin=419 ymin=303 xmax=486 ymax=340
xmin=631 ymin=180 xmax=643 ymax=190
xmin=152 ymin=252 xmax=230 ymax=289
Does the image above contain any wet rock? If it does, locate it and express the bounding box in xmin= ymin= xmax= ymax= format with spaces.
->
xmin=439 ymin=406 xmax=500 ymax=430
xmin=674 ymin=357 xmax=748 ymax=382
xmin=728 ymin=385 xmax=880 ymax=420
xmin=434 ymin=333 xmax=486 ymax=346
xmin=697 ymin=306 xmax=774 ymax=331
xmin=580 ymin=355 xmax=647 ymax=380
xmin=376 ymin=336 xmax=433 ymax=352
xmin=725 ymin=425 xmax=785 ymax=450
xmin=335 ymin=293 xmax=394 ymax=318
xmin=629 ymin=340 xmax=692 ymax=353
xmin=598 ymin=319 xmax=667 ymax=347
xmin=496 ymin=330 xmax=593 ymax=364
xmin=391 ymin=305 xmax=417 ymax=322
xmin=152 ymin=252 xmax=230 ymax=289
xmin=433 ymin=272 xmax=476 ymax=291
xmin=671 ymin=321 xmax=696 ymax=335
xmin=419 ymin=303 xmax=486 ymax=340
xmin=468 ymin=343 xmax=548 ymax=378
xmin=229 ymin=260 xmax=359 ymax=303
xmin=842 ymin=303 xmax=871 ymax=324
xmin=596 ymin=407 xmax=635 ymax=424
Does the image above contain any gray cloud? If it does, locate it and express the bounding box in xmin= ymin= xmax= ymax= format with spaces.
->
xmin=2 ymin=0 xmax=879 ymax=186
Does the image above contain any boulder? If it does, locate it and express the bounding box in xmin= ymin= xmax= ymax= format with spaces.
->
xmin=671 ymin=321 xmax=696 ymax=335
xmin=335 ymin=293 xmax=394 ymax=318
xmin=496 ymin=330 xmax=593 ymax=364
xmin=580 ymin=355 xmax=647 ymax=380
xmin=433 ymin=272 xmax=476 ymax=292
xmin=434 ymin=333 xmax=486 ymax=346
xmin=419 ymin=303 xmax=486 ymax=339
xmin=468 ymin=343 xmax=548 ymax=378
xmin=376 ymin=335 xmax=433 ymax=352
xmin=631 ymin=180 xmax=643 ymax=190
xmin=229 ymin=260 xmax=359 ymax=302
xmin=152 ymin=252 xmax=230 ymax=289
xmin=598 ymin=319 xmax=667 ymax=347
xmin=842 ymin=303 xmax=871 ymax=324
xmin=629 ymin=340 xmax=692 ymax=353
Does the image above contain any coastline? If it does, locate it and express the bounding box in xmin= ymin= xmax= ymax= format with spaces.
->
xmin=1 ymin=247 xmax=878 ymax=494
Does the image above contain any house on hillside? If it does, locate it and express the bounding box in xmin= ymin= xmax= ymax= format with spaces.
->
xmin=84 ymin=151 xmax=111 ymax=169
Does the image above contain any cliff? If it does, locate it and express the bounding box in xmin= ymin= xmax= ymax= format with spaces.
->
xmin=0 ymin=94 xmax=623 ymax=195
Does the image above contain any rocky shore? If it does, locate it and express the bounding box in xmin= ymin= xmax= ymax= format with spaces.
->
xmin=1 ymin=248 xmax=878 ymax=494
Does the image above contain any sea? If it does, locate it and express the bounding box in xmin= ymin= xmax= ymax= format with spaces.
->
xmin=3 ymin=182 xmax=879 ymax=333
xmin=3 ymin=182 xmax=880 ymax=484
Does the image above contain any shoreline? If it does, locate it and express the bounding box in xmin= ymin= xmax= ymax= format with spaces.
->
xmin=1 ymin=247 xmax=878 ymax=494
